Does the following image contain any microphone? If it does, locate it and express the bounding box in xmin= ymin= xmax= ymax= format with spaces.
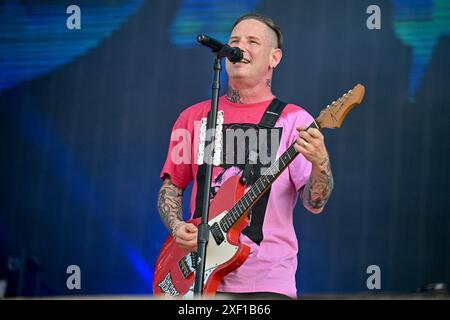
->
xmin=197 ymin=34 xmax=243 ymax=63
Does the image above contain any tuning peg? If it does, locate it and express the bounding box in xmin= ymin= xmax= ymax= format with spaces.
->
xmin=348 ymin=89 xmax=353 ymax=94
xmin=326 ymin=105 xmax=330 ymax=108
xmin=331 ymin=101 xmax=336 ymax=105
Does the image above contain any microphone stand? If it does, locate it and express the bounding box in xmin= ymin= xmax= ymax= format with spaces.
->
xmin=193 ymin=55 xmax=223 ymax=296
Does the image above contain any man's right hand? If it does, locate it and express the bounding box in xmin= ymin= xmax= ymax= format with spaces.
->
xmin=173 ymin=222 xmax=198 ymax=252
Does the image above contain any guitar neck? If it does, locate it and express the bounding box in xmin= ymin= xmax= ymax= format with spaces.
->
xmin=219 ymin=120 xmax=321 ymax=232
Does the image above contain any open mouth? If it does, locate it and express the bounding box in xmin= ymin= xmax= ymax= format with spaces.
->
xmin=239 ymin=57 xmax=251 ymax=64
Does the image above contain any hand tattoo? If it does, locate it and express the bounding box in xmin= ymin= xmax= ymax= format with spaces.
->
xmin=226 ymin=87 xmax=243 ymax=104
xmin=303 ymin=157 xmax=334 ymax=211
xmin=157 ymin=178 xmax=183 ymax=232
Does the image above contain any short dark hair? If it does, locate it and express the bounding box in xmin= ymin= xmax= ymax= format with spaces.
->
xmin=232 ymin=13 xmax=283 ymax=49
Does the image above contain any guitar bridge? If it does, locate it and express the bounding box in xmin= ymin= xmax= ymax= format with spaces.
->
xmin=178 ymin=252 xmax=197 ymax=278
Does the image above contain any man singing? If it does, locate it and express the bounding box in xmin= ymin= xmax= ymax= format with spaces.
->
xmin=158 ymin=13 xmax=333 ymax=299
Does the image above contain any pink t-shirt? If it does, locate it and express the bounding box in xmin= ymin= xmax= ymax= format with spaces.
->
xmin=160 ymin=95 xmax=314 ymax=298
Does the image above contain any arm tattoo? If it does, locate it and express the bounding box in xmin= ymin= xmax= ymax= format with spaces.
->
xmin=157 ymin=178 xmax=183 ymax=232
xmin=226 ymin=87 xmax=243 ymax=104
xmin=302 ymin=158 xmax=334 ymax=210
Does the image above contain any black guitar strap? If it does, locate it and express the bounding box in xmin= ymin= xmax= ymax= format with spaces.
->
xmin=258 ymin=98 xmax=288 ymax=129
xmin=239 ymin=98 xmax=287 ymax=184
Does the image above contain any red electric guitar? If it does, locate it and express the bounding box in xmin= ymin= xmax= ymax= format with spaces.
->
xmin=153 ymin=84 xmax=365 ymax=298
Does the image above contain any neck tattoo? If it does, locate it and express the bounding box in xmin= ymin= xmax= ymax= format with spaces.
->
xmin=226 ymin=87 xmax=243 ymax=104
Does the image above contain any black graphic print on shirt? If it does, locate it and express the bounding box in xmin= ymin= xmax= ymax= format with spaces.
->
xmin=193 ymin=123 xmax=282 ymax=245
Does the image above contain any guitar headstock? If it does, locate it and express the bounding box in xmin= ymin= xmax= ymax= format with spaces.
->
xmin=316 ymin=84 xmax=365 ymax=129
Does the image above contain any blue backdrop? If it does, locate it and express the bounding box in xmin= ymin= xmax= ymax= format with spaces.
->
xmin=0 ymin=0 xmax=449 ymax=296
